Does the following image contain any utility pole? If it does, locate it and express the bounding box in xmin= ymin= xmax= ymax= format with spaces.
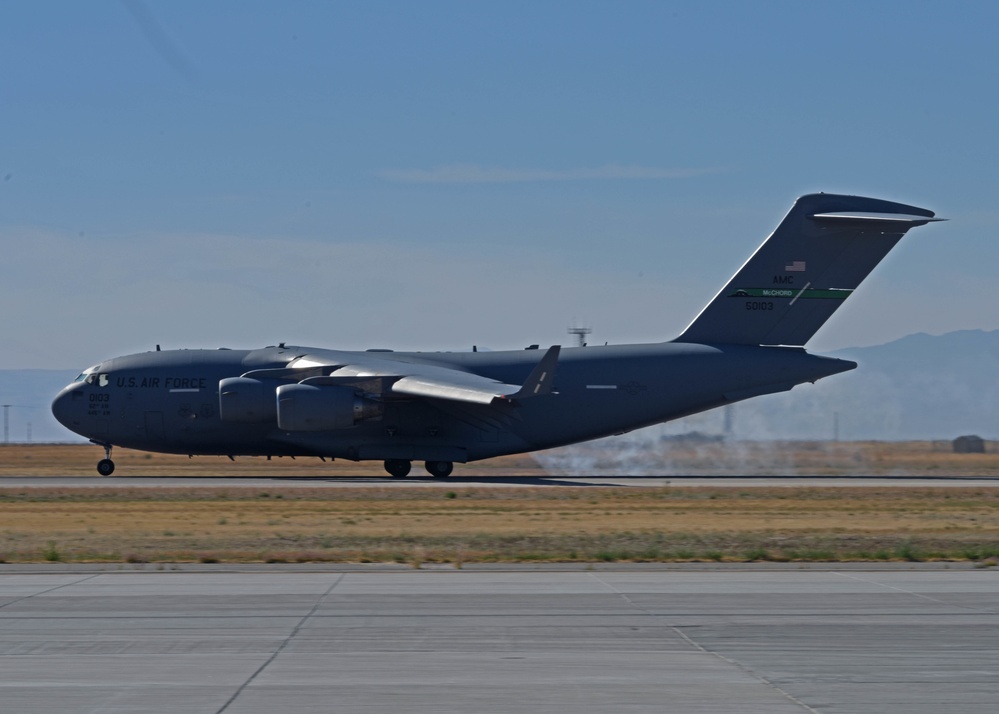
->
xmin=2 ymin=405 xmax=10 ymax=444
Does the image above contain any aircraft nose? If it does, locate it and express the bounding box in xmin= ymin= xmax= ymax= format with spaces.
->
xmin=51 ymin=383 xmax=85 ymax=432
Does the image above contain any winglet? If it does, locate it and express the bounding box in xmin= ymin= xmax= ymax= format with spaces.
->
xmin=506 ymin=345 xmax=560 ymax=401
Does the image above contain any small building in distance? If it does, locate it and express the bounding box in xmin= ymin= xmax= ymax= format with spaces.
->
xmin=953 ymin=435 xmax=986 ymax=454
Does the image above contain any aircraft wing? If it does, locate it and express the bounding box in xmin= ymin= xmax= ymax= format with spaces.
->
xmin=391 ymin=373 xmax=520 ymax=404
xmin=267 ymin=345 xmax=560 ymax=407
xmin=393 ymin=345 xmax=559 ymax=404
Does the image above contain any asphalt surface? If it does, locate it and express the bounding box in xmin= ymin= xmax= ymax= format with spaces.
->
xmin=2 ymin=474 xmax=999 ymax=488
xmin=2 ymin=567 xmax=997 ymax=713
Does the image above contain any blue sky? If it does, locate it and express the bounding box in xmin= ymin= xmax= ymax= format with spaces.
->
xmin=1 ymin=0 xmax=995 ymax=369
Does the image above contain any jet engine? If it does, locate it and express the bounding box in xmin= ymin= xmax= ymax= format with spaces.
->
xmin=218 ymin=377 xmax=277 ymax=423
xmin=276 ymin=383 xmax=383 ymax=431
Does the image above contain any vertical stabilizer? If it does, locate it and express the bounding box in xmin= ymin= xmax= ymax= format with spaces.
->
xmin=674 ymin=194 xmax=943 ymax=347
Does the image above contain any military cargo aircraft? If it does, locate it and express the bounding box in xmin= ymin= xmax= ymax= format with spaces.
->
xmin=52 ymin=193 xmax=942 ymax=478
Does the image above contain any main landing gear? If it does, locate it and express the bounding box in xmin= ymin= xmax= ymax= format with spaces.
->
xmin=382 ymin=459 xmax=454 ymax=479
xmin=93 ymin=442 xmax=115 ymax=477
xmin=384 ymin=459 xmax=411 ymax=478
xmin=424 ymin=460 xmax=454 ymax=478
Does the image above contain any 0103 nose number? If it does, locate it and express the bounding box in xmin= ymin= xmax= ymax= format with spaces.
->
xmin=87 ymin=392 xmax=111 ymax=417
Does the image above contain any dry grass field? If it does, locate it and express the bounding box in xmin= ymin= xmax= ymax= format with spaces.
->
xmin=1 ymin=485 xmax=998 ymax=565
xmin=1 ymin=442 xmax=997 ymax=564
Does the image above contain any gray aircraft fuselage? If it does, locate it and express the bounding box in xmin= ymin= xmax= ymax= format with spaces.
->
xmin=51 ymin=193 xmax=942 ymax=477
xmin=53 ymin=342 xmax=852 ymax=463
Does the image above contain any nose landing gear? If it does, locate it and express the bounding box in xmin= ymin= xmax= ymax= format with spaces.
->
xmin=91 ymin=441 xmax=115 ymax=477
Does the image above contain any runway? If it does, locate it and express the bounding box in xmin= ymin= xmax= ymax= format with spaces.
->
xmin=2 ymin=567 xmax=997 ymax=713
xmin=3 ymin=474 xmax=999 ymax=488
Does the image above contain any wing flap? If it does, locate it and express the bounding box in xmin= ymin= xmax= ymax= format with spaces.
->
xmin=391 ymin=376 xmax=513 ymax=404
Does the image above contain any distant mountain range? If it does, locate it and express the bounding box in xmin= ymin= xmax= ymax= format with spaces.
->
xmin=827 ymin=329 xmax=999 ymax=440
xmin=1 ymin=329 xmax=996 ymax=444
xmin=674 ymin=329 xmax=999 ymax=441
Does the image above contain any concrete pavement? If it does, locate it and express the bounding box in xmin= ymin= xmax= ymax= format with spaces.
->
xmin=2 ymin=567 xmax=997 ymax=713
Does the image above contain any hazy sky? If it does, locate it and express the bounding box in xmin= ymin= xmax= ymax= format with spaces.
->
xmin=1 ymin=0 xmax=994 ymax=369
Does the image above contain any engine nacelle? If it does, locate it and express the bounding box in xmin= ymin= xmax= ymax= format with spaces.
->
xmin=276 ymin=384 xmax=383 ymax=431
xmin=219 ymin=377 xmax=277 ymax=423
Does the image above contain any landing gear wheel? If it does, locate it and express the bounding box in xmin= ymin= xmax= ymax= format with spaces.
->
xmin=384 ymin=459 xmax=411 ymax=478
xmin=93 ymin=442 xmax=115 ymax=477
xmin=424 ymin=460 xmax=453 ymax=479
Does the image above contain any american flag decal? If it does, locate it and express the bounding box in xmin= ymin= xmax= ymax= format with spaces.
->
xmin=785 ymin=260 xmax=806 ymax=272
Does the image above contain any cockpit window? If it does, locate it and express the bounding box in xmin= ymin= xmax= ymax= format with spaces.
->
xmin=83 ymin=373 xmax=109 ymax=387
xmin=77 ymin=365 xmax=101 ymax=384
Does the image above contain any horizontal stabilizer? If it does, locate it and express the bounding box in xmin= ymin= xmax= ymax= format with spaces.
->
xmin=812 ymin=212 xmax=946 ymax=226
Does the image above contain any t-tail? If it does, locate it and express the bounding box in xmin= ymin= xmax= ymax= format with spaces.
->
xmin=674 ymin=193 xmax=944 ymax=347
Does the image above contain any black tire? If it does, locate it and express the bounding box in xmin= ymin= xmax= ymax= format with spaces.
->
xmin=424 ymin=460 xmax=453 ymax=478
xmin=384 ymin=459 xmax=411 ymax=478
xmin=96 ymin=459 xmax=115 ymax=477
